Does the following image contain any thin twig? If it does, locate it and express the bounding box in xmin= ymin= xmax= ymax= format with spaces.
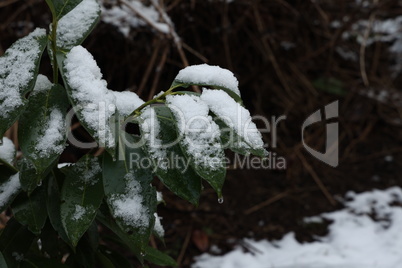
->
xmin=176 ymin=225 xmax=193 ymax=266
xmin=296 ymin=150 xmax=337 ymax=206
xmin=360 ymin=0 xmax=379 ymax=87
xmin=244 ymin=191 xmax=289 ymax=215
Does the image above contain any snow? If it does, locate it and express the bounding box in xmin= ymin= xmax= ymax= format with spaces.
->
xmin=112 ymin=91 xmax=144 ymax=116
xmin=56 ymin=0 xmax=100 ymax=50
xmin=108 ymin=173 xmax=149 ymax=231
xmin=200 ymin=89 xmax=264 ymax=152
xmin=166 ymin=94 xmax=223 ymax=170
xmin=75 ymin=157 xmax=101 ymax=186
xmin=156 ymin=191 xmax=163 ymax=203
xmin=0 ymin=173 xmax=21 ymax=209
xmin=57 ymin=163 xmax=72 ymax=168
xmin=32 ymin=74 xmax=52 ymax=94
xmin=101 ymin=0 xmax=169 ymax=37
xmin=139 ymin=107 xmax=167 ymax=167
xmin=64 ymin=46 xmax=144 ymax=147
xmin=35 ymin=109 xmax=65 ymax=158
xmin=174 ymin=64 xmax=240 ymax=97
xmin=193 ymin=187 xmax=402 ymax=268
xmin=72 ymin=204 xmax=87 ymax=221
xmin=0 ymin=28 xmax=46 ymax=115
xmin=0 ymin=137 xmax=15 ymax=164
xmin=153 ymin=212 xmax=164 ymax=237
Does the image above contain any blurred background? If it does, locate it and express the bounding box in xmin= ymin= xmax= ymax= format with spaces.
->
xmin=1 ymin=0 xmax=402 ymax=266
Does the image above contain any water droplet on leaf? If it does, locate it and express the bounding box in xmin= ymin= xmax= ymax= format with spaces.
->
xmin=37 ymin=180 xmax=42 ymax=186
xmin=140 ymin=251 xmax=146 ymax=257
xmin=218 ymin=197 xmax=224 ymax=204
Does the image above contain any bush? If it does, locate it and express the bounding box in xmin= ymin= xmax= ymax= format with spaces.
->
xmin=0 ymin=0 xmax=265 ymax=266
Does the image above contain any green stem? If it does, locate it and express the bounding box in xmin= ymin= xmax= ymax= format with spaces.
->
xmin=51 ymin=18 xmax=58 ymax=84
xmin=127 ymin=83 xmax=186 ymax=119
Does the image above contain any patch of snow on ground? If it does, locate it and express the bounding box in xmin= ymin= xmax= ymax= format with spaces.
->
xmin=101 ymin=0 xmax=169 ymax=37
xmin=193 ymin=187 xmax=402 ymax=268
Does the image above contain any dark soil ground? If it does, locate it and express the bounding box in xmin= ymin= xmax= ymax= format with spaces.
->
xmin=1 ymin=0 xmax=402 ymax=267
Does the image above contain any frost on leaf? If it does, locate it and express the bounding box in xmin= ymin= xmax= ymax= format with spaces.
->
xmin=56 ymin=0 xmax=100 ymax=50
xmin=35 ymin=108 xmax=65 ymax=159
xmin=173 ymin=64 xmax=240 ymax=97
xmin=166 ymin=94 xmax=224 ymax=170
xmin=0 ymin=137 xmax=16 ymax=164
xmin=139 ymin=107 xmax=167 ymax=168
xmin=0 ymin=173 xmax=21 ymax=210
xmin=200 ymin=89 xmax=265 ymax=155
xmin=64 ymin=46 xmax=144 ymax=149
xmin=108 ymin=173 xmax=150 ymax=232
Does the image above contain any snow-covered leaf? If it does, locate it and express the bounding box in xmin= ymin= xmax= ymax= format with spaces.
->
xmin=139 ymin=105 xmax=202 ymax=204
xmin=0 ymin=28 xmax=47 ymax=139
xmin=61 ymin=46 xmax=144 ymax=154
xmin=55 ymin=0 xmax=100 ymax=51
xmin=45 ymin=0 xmax=83 ymax=20
xmin=171 ymin=64 xmax=242 ymax=104
xmin=166 ymin=95 xmax=226 ymax=197
xmin=103 ymin=133 xmax=156 ymax=251
xmin=19 ymin=75 xmax=69 ymax=177
xmin=0 ymin=173 xmax=21 ymax=213
xmin=12 ymin=185 xmax=48 ymax=235
xmin=60 ymin=155 xmax=103 ymax=247
xmin=200 ymin=89 xmax=267 ymax=157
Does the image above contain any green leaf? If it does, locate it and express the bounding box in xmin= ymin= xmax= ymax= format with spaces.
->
xmin=0 ymin=218 xmax=36 ymax=266
xmin=45 ymin=0 xmax=83 ymax=20
xmin=21 ymin=257 xmax=70 ymax=268
xmin=18 ymin=158 xmax=41 ymax=195
xmin=0 ymin=252 xmax=7 ymax=268
xmin=0 ymin=28 xmax=47 ymax=139
xmin=54 ymin=0 xmax=100 ymax=51
xmin=144 ymin=246 xmax=177 ymax=267
xmin=12 ymin=185 xmax=48 ymax=235
xmin=103 ymin=133 xmax=156 ymax=251
xmin=19 ymin=78 xmax=69 ymax=177
xmin=313 ymin=77 xmax=346 ymax=96
xmin=139 ymin=106 xmax=202 ymax=204
xmin=60 ymin=155 xmax=104 ymax=247
xmin=0 ymin=172 xmax=21 ymax=213
xmin=46 ymin=171 xmax=70 ymax=244
xmin=97 ymin=246 xmax=134 ymax=268
xmin=96 ymin=204 xmax=144 ymax=263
